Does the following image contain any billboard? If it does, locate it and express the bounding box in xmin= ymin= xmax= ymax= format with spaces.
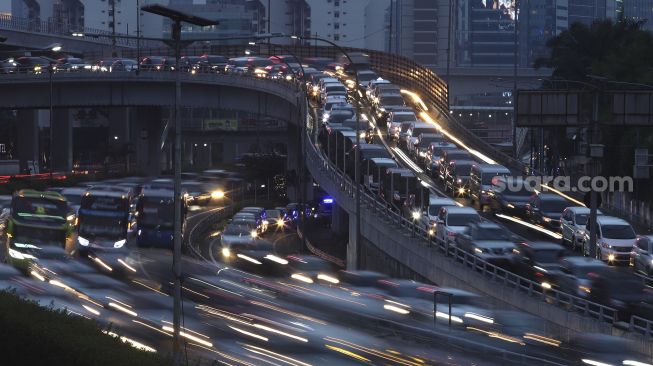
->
xmin=516 ymin=90 xmax=591 ymax=127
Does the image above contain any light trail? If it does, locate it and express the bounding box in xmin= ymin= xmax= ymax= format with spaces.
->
xmin=495 ymin=213 xmax=563 ymax=239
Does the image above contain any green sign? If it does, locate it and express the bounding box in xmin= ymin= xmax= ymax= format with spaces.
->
xmin=203 ymin=119 xmax=238 ymax=131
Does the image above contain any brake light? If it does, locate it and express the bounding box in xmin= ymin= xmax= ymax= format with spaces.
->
xmin=448 ymin=232 xmax=457 ymax=237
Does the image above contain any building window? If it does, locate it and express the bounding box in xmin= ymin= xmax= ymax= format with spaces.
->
xmin=334 ymin=34 xmax=340 ymax=40
xmin=334 ymin=11 xmax=340 ymax=17
xmin=335 ymin=0 xmax=340 ymax=5
xmin=334 ymin=22 xmax=340 ymax=29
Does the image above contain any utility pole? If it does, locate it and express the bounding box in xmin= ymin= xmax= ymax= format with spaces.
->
xmin=111 ymin=0 xmax=117 ymax=57
xmin=511 ymin=0 xmax=519 ymax=159
xmin=136 ymin=0 xmax=140 ymax=74
xmin=388 ymin=0 xmax=393 ymax=53
xmin=140 ymin=6 xmax=218 ymax=366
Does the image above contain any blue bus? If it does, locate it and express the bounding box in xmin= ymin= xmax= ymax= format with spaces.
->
xmin=136 ymin=188 xmax=186 ymax=248
xmin=76 ymin=188 xmax=135 ymax=256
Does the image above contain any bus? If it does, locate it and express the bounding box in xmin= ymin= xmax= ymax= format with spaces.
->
xmin=76 ymin=188 xmax=135 ymax=256
xmin=136 ymin=188 xmax=186 ymax=248
xmin=5 ymin=190 xmax=73 ymax=270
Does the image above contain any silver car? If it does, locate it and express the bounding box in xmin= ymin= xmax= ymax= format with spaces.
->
xmin=631 ymin=235 xmax=653 ymax=275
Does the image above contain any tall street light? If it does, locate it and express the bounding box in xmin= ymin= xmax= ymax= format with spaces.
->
xmin=140 ymin=5 xmax=218 ymax=366
xmin=291 ymin=34 xmax=362 ymax=269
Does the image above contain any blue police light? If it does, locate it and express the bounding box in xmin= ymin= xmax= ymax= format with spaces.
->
xmin=323 ymin=197 xmax=334 ymax=204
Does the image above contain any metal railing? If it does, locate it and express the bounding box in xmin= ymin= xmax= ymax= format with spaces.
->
xmin=304 ymin=125 xmax=653 ymax=337
xmin=0 ymin=14 xmax=161 ymax=48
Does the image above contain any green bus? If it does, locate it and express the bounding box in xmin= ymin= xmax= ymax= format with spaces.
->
xmin=5 ymin=189 xmax=74 ymax=270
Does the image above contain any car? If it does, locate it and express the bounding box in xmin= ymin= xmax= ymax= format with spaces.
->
xmin=285 ymin=255 xmax=339 ymax=284
xmin=89 ymin=58 xmax=113 ymax=72
xmin=181 ymin=181 xmax=212 ymax=205
xmin=400 ymin=122 xmax=436 ymax=151
xmin=421 ymin=197 xmax=458 ymax=234
xmin=265 ymin=209 xmax=286 ymax=230
xmin=232 ymin=213 xmax=263 ymax=234
xmin=438 ymin=149 xmax=472 ymax=181
xmin=56 ymin=57 xmax=90 ymax=71
xmin=179 ymin=56 xmax=200 ymax=72
xmin=338 ymin=270 xmax=389 ymax=288
xmin=510 ymin=241 xmax=565 ymax=285
xmin=564 ymin=334 xmax=635 ymax=366
xmin=455 ymin=221 xmax=516 ymax=266
xmin=325 ymin=109 xmax=355 ymax=125
xmin=409 ymin=133 xmax=445 ymax=161
xmin=197 ymin=54 xmax=228 ymax=73
xmin=552 ymin=256 xmax=610 ymax=298
xmin=354 ymin=70 xmax=379 ymax=88
xmin=139 ymin=56 xmax=167 ymax=71
xmin=631 ymin=235 xmax=653 ymax=275
xmin=560 ymin=206 xmax=603 ymax=249
xmin=220 ymin=238 xmax=276 ymax=268
xmin=375 ymin=93 xmax=406 ymax=119
xmin=444 ymin=159 xmax=476 ymax=196
xmin=488 ymin=176 xmax=533 ymax=214
xmin=220 ymin=224 xmax=258 ymax=247
xmin=0 ymin=58 xmax=17 ymax=74
xmin=586 ymin=271 xmax=653 ymax=320
xmin=386 ymin=110 xmax=417 ymax=139
xmin=468 ymin=163 xmax=511 ymax=210
xmin=15 ymin=56 xmax=52 ymax=74
xmin=581 ymin=216 xmax=636 ymax=264
xmin=425 ymin=142 xmax=458 ymax=175
xmin=524 ymin=193 xmax=569 ymax=230
xmin=110 ymin=58 xmax=138 ymax=72
xmin=435 ymin=206 xmax=481 ymax=247
xmin=240 ymin=207 xmax=268 ymax=232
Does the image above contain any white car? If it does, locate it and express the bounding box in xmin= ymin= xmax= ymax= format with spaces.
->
xmin=421 ymin=197 xmax=457 ymax=234
xmin=386 ymin=110 xmax=417 ymax=138
xmin=435 ymin=206 xmax=481 ymax=247
xmin=560 ymin=206 xmax=602 ymax=250
xmin=580 ymin=216 xmax=636 ymax=263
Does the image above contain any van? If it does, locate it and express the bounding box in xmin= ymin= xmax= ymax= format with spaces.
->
xmin=438 ymin=149 xmax=472 ymax=181
xmin=581 ymin=216 xmax=636 ymax=263
xmin=469 ymin=163 xmax=511 ymax=208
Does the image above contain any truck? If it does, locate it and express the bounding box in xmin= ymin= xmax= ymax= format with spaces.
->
xmin=4 ymin=189 xmax=73 ymax=270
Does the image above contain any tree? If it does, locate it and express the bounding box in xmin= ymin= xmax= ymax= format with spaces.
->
xmin=534 ymin=19 xmax=653 ymax=84
xmin=534 ymin=19 xmax=653 ymax=201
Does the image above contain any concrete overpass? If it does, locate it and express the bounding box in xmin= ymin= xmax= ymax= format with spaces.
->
xmin=0 ymin=72 xmax=303 ymax=175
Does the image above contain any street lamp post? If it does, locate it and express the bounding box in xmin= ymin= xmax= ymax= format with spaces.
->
xmin=140 ymin=6 xmax=218 ymax=366
xmin=292 ymin=34 xmax=362 ymax=269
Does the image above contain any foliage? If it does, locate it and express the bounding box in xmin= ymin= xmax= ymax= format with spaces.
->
xmin=0 ymin=290 xmax=172 ymax=366
xmin=534 ymin=19 xmax=653 ymax=84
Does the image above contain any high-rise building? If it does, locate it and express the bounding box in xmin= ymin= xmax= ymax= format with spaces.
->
xmin=394 ymin=0 xmax=438 ymax=66
xmin=10 ymin=0 xmax=165 ymax=38
xmin=165 ymin=0 xmax=264 ymax=41
xmin=302 ymin=0 xmax=390 ymax=50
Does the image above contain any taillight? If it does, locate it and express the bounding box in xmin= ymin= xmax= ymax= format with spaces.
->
xmin=448 ymin=232 xmax=457 ymax=237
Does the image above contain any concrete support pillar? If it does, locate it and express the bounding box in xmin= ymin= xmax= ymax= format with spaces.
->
xmin=108 ymin=107 xmax=131 ymax=172
xmin=286 ymin=124 xmax=301 ymax=202
xmin=16 ymin=110 xmax=39 ymax=174
xmin=133 ymin=107 xmax=163 ymax=176
xmin=331 ymin=204 xmax=348 ymax=236
xmin=347 ymin=212 xmax=358 ymax=269
xmin=51 ymin=109 xmax=73 ymax=172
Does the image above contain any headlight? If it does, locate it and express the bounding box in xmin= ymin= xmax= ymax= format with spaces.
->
xmin=543 ymin=217 xmax=551 ymax=222
xmin=221 ymin=247 xmax=231 ymax=258
xmin=250 ymin=230 xmax=258 ymax=238
xmin=8 ymin=248 xmax=25 ymax=260
xmin=608 ymin=254 xmax=615 ymax=261
xmin=601 ymin=242 xmax=612 ymax=249
xmin=317 ymin=273 xmax=340 ymax=284
xmin=211 ymin=190 xmax=225 ymax=199
xmin=541 ymin=282 xmax=552 ymax=289
xmin=114 ymin=239 xmax=126 ymax=248
xmin=78 ymin=236 xmax=90 ymax=246
xmin=277 ymin=219 xmax=285 ymax=227
xmin=67 ymin=214 xmax=75 ymax=222
xmin=507 ymin=203 xmax=515 ymax=209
